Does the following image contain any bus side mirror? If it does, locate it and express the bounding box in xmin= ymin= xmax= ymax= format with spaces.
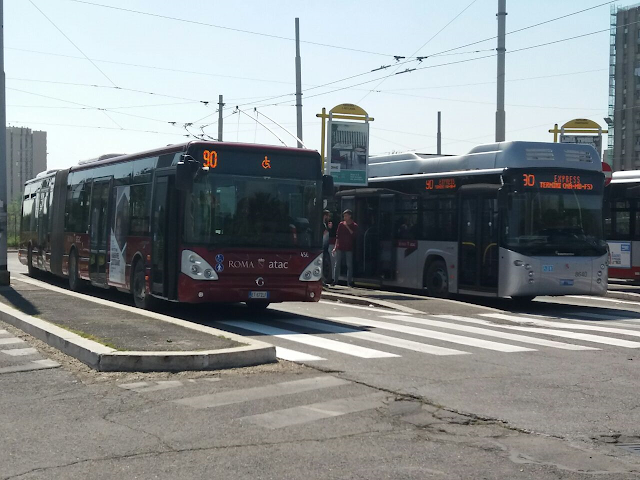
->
xmin=176 ymin=154 xmax=200 ymax=192
xmin=322 ymin=175 xmax=334 ymax=197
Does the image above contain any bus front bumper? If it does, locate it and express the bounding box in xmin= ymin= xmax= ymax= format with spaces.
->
xmin=177 ymin=275 xmax=323 ymax=304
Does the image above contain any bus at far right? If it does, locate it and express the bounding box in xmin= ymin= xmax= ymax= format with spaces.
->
xmin=605 ymin=170 xmax=640 ymax=281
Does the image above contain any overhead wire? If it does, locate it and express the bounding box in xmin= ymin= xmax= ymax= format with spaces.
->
xmin=28 ymin=0 xmax=119 ymax=87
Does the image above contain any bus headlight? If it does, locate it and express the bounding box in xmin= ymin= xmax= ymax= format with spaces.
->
xmin=300 ymin=254 xmax=323 ymax=281
xmin=529 ymin=279 xmax=535 ymax=284
xmin=524 ymin=264 xmax=531 ymax=270
xmin=598 ymin=271 xmax=602 ymax=277
xmin=181 ymin=250 xmax=218 ymax=280
xmin=514 ymin=260 xmax=524 ymax=267
xmin=528 ymin=271 xmax=534 ymax=277
xmin=597 ymin=278 xmax=602 ymax=284
xmin=601 ymin=264 xmax=605 ymax=270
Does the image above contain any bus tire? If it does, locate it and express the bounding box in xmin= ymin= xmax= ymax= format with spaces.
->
xmin=425 ymin=260 xmax=449 ymax=298
xmin=132 ymin=261 xmax=156 ymax=310
xmin=27 ymin=245 xmax=36 ymax=277
xmin=68 ymin=249 xmax=84 ymax=291
xmin=246 ymin=301 xmax=270 ymax=312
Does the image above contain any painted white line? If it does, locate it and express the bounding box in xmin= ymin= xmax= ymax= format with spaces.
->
xmin=0 ymin=338 xmax=24 ymax=346
xmin=481 ymin=313 xmax=640 ymax=339
xmin=328 ymin=317 xmax=535 ymax=353
xmin=1 ymin=347 xmax=39 ymax=356
xmin=317 ymin=300 xmax=410 ymax=315
xmin=238 ymin=392 xmax=386 ymax=429
xmin=276 ymin=347 xmax=326 ymax=362
xmin=218 ymin=320 xmax=399 ymax=359
xmin=174 ymin=376 xmax=350 ymax=409
xmin=32 ymin=359 xmax=60 ymax=367
xmin=567 ymin=295 xmax=640 ymax=306
xmin=119 ymin=382 xmax=150 ymax=390
xmin=391 ymin=315 xmax=597 ymax=351
xmin=0 ymin=329 xmax=8 ymax=335
xmin=128 ymin=380 xmax=184 ymax=393
xmin=279 ymin=318 xmax=469 ymax=356
xmin=472 ymin=314 xmax=640 ymax=348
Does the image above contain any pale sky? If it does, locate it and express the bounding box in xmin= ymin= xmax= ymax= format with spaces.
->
xmin=4 ymin=0 xmax=625 ymax=170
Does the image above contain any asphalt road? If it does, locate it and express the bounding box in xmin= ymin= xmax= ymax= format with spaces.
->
xmin=3 ymin=253 xmax=640 ymax=478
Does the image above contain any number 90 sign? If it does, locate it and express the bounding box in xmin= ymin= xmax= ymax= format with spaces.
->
xmin=203 ymin=150 xmax=218 ymax=168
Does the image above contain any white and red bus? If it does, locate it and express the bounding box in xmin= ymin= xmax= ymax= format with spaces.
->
xmin=19 ymin=141 xmax=331 ymax=309
xmin=604 ymin=169 xmax=640 ymax=281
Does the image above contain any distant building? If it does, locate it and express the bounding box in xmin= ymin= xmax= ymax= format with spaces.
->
xmin=5 ymin=127 xmax=47 ymax=202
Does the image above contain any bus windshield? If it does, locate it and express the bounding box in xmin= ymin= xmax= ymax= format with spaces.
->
xmin=184 ymin=174 xmax=321 ymax=249
xmin=503 ymin=191 xmax=607 ymax=257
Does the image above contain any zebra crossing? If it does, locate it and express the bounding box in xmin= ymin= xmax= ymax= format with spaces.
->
xmin=119 ymin=374 xmax=387 ymax=430
xmin=211 ymin=309 xmax=640 ymax=364
xmin=0 ymin=328 xmax=60 ymax=374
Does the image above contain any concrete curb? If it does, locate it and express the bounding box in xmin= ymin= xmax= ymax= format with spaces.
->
xmin=0 ymin=302 xmax=276 ymax=372
xmin=321 ymin=291 xmax=424 ymax=315
xmin=606 ymin=291 xmax=640 ymax=303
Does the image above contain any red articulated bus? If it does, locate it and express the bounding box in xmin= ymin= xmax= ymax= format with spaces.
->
xmin=19 ymin=141 xmax=332 ymax=310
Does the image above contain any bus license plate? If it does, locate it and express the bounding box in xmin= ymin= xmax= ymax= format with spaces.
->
xmin=249 ymin=291 xmax=269 ymax=299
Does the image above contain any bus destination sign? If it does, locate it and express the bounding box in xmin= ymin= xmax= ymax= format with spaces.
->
xmin=518 ymin=173 xmax=599 ymax=192
xmin=425 ymin=178 xmax=457 ymax=191
xmin=187 ymin=145 xmax=321 ymax=179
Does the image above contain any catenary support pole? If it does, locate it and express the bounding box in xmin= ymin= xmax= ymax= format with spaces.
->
xmin=295 ymin=18 xmax=304 ymax=148
xmin=217 ymin=95 xmax=224 ymax=141
xmin=437 ymin=111 xmax=442 ymax=155
xmin=0 ymin=0 xmax=9 ymax=286
xmin=495 ymin=0 xmax=506 ymax=142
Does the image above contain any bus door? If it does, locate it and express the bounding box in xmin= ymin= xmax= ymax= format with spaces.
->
xmin=379 ymin=194 xmax=396 ymax=281
xmin=89 ymin=177 xmax=113 ymax=286
xmin=458 ymin=185 xmax=500 ymax=294
xmin=36 ymin=187 xmax=50 ymax=269
xmin=150 ymin=171 xmax=179 ymax=299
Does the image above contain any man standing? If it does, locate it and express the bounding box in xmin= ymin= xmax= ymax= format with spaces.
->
xmin=332 ymin=209 xmax=358 ymax=287
xmin=322 ymin=210 xmax=332 ymax=285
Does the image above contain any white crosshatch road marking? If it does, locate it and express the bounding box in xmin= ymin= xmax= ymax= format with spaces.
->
xmin=237 ymin=392 xmax=387 ymax=429
xmin=278 ymin=318 xmax=469 ymax=356
xmin=0 ymin=337 xmax=24 ymax=346
xmin=1 ymin=347 xmax=39 ymax=356
xmin=119 ymin=378 xmax=221 ymax=393
xmin=275 ymin=346 xmax=326 ymax=362
xmin=328 ymin=317 xmax=535 ymax=353
xmin=217 ymin=320 xmax=399 ymax=359
xmin=395 ymin=315 xmax=599 ymax=351
xmin=174 ymin=376 xmax=351 ymax=409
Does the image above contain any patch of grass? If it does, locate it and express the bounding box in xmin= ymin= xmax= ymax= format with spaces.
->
xmin=52 ymin=323 xmax=121 ymax=351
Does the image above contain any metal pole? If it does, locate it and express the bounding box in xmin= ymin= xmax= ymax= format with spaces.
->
xmin=217 ymin=95 xmax=224 ymax=142
xmin=0 ymin=0 xmax=8 ymax=285
xmin=495 ymin=0 xmax=506 ymax=142
xmin=320 ymin=108 xmax=326 ymax=171
xmin=437 ymin=111 xmax=442 ymax=155
xmin=295 ymin=18 xmax=304 ymax=148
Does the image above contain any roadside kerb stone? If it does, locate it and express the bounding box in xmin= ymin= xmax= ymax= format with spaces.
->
xmin=0 ymin=300 xmax=276 ymax=372
xmin=321 ymin=290 xmax=424 ymax=314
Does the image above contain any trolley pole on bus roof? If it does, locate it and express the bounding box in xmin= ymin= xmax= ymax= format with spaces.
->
xmin=0 ymin=0 xmax=9 ymax=286
xmin=217 ymin=95 xmax=224 ymax=142
xmin=495 ymin=0 xmax=506 ymax=142
xmin=295 ymin=18 xmax=304 ymax=148
xmin=437 ymin=111 xmax=442 ymax=155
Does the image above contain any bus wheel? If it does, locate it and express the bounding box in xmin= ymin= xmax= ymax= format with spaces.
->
xmin=425 ymin=260 xmax=449 ymax=298
xmin=512 ymin=295 xmax=536 ymax=305
xmin=246 ymin=301 xmax=270 ymax=312
xmin=132 ymin=261 xmax=156 ymax=310
xmin=68 ymin=250 xmax=83 ymax=291
xmin=27 ymin=246 xmax=36 ymax=277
